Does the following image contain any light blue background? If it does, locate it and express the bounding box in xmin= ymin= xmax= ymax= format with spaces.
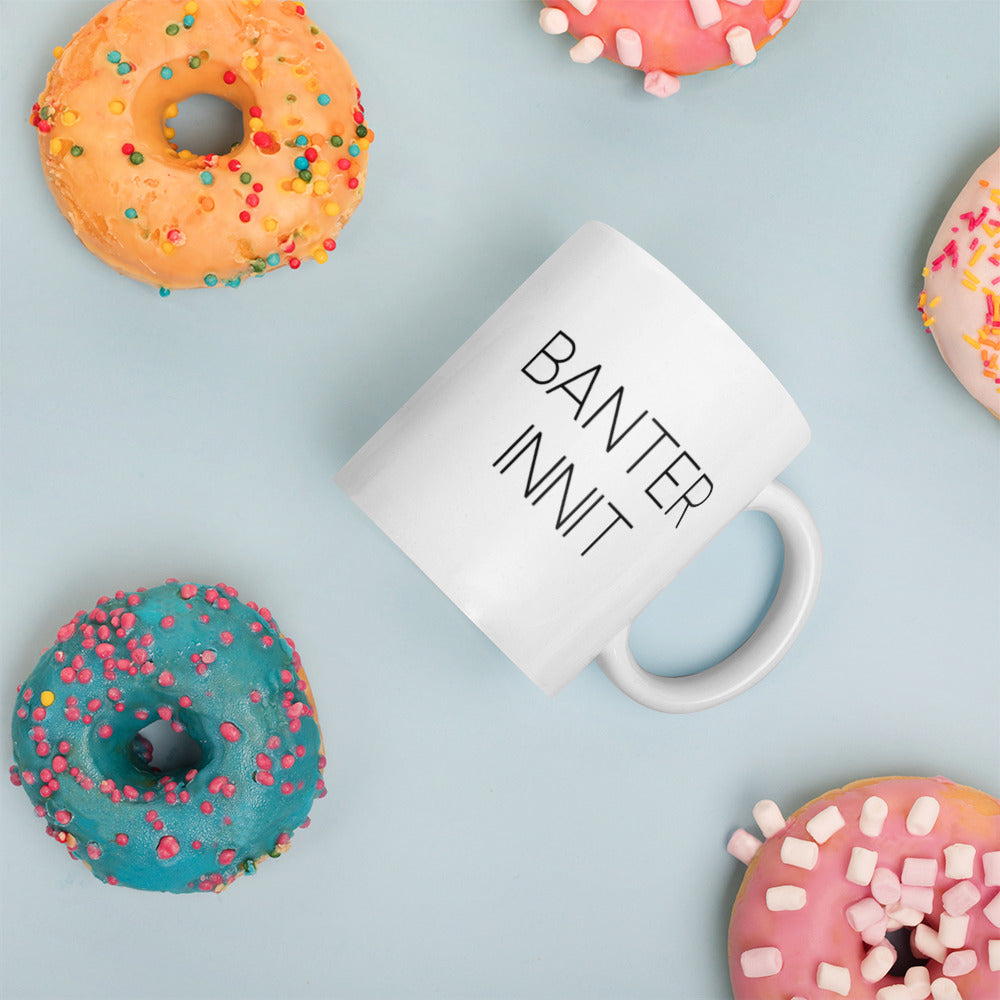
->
xmin=2 ymin=2 xmax=998 ymax=998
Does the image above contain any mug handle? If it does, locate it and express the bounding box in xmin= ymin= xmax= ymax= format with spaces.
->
xmin=595 ymin=480 xmax=822 ymax=713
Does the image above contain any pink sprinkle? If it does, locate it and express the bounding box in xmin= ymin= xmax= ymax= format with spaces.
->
xmin=267 ymin=735 xmax=280 ymax=749
xmin=200 ymin=801 xmax=213 ymax=814
xmin=220 ymin=631 xmax=233 ymax=646
xmin=208 ymin=775 xmax=227 ymax=794
xmin=158 ymin=671 xmax=175 ymax=687
xmin=180 ymin=584 xmax=197 ymax=599
xmin=219 ymin=848 xmax=236 ymax=864
xmin=156 ymin=835 xmax=180 ymax=860
xmin=97 ymin=724 xmax=113 ymax=739
xmin=201 ymin=650 xmax=216 ymax=664
xmin=116 ymin=833 xmax=128 ymax=845
xmin=219 ymin=722 xmax=241 ymax=742
xmin=255 ymin=770 xmax=275 ymax=786
xmin=161 ymin=616 xmax=175 ymax=629
xmin=942 ymin=949 xmax=977 ymax=977
xmin=87 ymin=843 xmax=102 ymax=860
xmin=281 ymin=754 xmax=294 ymax=769
xmin=280 ymin=782 xmax=294 ymax=795
xmin=52 ymin=755 xmax=67 ymax=773
xmin=55 ymin=809 xmax=72 ymax=824
xmin=256 ymin=753 xmax=272 ymax=770
xmin=179 ymin=695 xmax=192 ymax=708
xmin=57 ymin=623 xmax=76 ymax=642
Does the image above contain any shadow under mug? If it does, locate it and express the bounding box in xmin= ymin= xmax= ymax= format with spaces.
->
xmin=337 ymin=222 xmax=822 ymax=712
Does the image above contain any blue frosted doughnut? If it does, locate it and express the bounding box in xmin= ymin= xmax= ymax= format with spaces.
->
xmin=9 ymin=580 xmax=325 ymax=893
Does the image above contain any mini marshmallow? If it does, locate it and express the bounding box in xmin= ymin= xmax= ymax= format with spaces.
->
xmin=752 ymin=799 xmax=785 ymax=839
xmin=861 ymin=914 xmax=889 ymax=946
xmin=688 ymin=0 xmax=723 ymax=30
xmin=566 ymin=0 xmax=597 ymax=14
xmin=846 ymin=846 xmax=878 ymax=886
xmin=614 ymin=28 xmax=642 ymax=68
xmin=899 ymin=884 xmax=935 ymax=914
xmin=886 ymin=903 xmax=924 ymax=927
xmin=943 ymin=843 xmax=976 ymax=880
xmin=942 ymin=879 xmax=981 ymax=916
xmin=816 ymin=962 xmax=851 ymax=996
xmin=937 ymin=912 xmax=969 ymax=949
xmin=902 ymin=857 xmax=938 ymax=886
xmin=989 ymin=939 xmax=1000 ymax=972
xmin=905 ymin=965 xmax=932 ymax=1000
xmin=984 ymin=850 xmax=1000 ymax=886
xmin=929 ymin=978 xmax=962 ymax=1000
xmin=871 ymin=866 xmax=902 ymax=905
xmin=984 ymin=888 xmax=1000 ymax=928
xmin=725 ymin=26 xmax=756 ymax=66
xmin=642 ymin=70 xmax=680 ymax=98
xmin=806 ymin=805 xmax=846 ymax=844
xmin=876 ymin=987 xmax=913 ymax=1000
xmin=538 ymin=8 xmax=569 ymax=33
xmin=569 ymin=36 xmax=603 ymax=63
xmin=912 ymin=923 xmax=947 ymax=963
xmin=906 ymin=795 xmax=940 ymax=836
xmin=942 ymin=949 xmax=977 ymax=977
xmin=846 ymin=897 xmax=885 ymax=932
xmin=860 ymin=795 xmax=889 ymax=837
xmin=765 ymin=885 xmax=806 ymax=911
xmin=740 ymin=946 xmax=782 ymax=978
xmin=860 ymin=943 xmax=896 ymax=983
xmin=780 ymin=836 xmax=819 ymax=870
xmin=727 ymin=828 xmax=763 ymax=865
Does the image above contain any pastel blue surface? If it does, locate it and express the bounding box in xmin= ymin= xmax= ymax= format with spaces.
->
xmin=1 ymin=2 xmax=998 ymax=998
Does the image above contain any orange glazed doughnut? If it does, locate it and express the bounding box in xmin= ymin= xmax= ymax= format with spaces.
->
xmin=538 ymin=0 xmax=801 ymax=97
xmin=31 ymin=0 xmax=372 ymax=293
xmin=726 ymin=777 xmax=1000 ymax=1000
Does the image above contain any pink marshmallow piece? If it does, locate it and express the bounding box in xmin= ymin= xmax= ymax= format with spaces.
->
xmin=941 ymin=949 xmax=977 ymax=977
xmin=899 ymin=884 xmax=935 ymax=914
xmin=984 ymin=850 xmax=1000 ymax=886
xmin=727 ymin=828 xmax=762 ymax=865
xmin=985 ymin=888 xmax=1000 ymax=928
xmin=942 ymin=879 xmax=981 ymax=916
xmin=901 ymin=857 xmax=938 ymax=887
xmin=846 ymin=897 xmax=885 ymax=932
xmin=614 ymin=28 xmax=642 ymax=68
xmin=871 ymin=867 xmax=902 ymax=905
xmin=740 ymin=946 xmax=782 ymax=978
xmin=861 ymin=914 xmax=889 ymax=946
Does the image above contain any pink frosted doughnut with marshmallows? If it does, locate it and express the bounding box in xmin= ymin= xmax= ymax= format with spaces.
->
xmin=726 ymin=776 xmax=1000 ymax=1000
xmin=538 ymin=0 xmax=801 ymax=96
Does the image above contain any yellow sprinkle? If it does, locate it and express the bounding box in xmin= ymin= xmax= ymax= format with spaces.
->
xmin=291 ymin=177 xmax=308 ymax=193
xmin=163 ymin=126 xmax=176 ymax=140
xmin=313 ymin=159 xmax=330 ymax=176
xmin=65 ymin=833 xmax=77 ymax=849
xmin=961 ymin=272 xmax=981 ymax=290
xmin=924 ymin=316 xmax=935 ymax=327
xmin=53 ymin=46 xmax=64 ymax=58
xmin=313 ymin=248 xmax=328 ymax=264
xmin=248 ymin=117 xmax=263 ymax=130
xmin=323 ymin=201 xmax=340 ymax=217
xmin=313 ymin=179 xmax=329 ymax=196
xmin=161 ymin=241 xmax=175 ymax=254
xmin=991 ymin=188 xmax=1000 ymax=204
xmin=963 ymin=334 xmax=982 ymax=349
xmin=243 ymin=54 xmax=260 ymax=71
xmin=969 ymin=244 xmax=986 ymax=266
xmin=928 ymin=296 xmax=941 ymax=308
xmin=165 ymin=103 xmax=179 ymax=120
xmin=61 ymin=110 xmax=78 ymax=126
xmin=109 ymin=99 xmax=126 ymax=115
xmin=357 ymin=138 xmax=370 ymax=151
xmin=179 ymin=149 xmax=195 ymax=160
xmin=40 ymin=691 xmax=55 ymax=707
xmin=293 ymin=65 xmax=309 ymax=78
xmin=49 ymin=138 xmax=64 ymax=156
xmin=263 ymin=216 xmax=278 ymax=232
xmin=184 ymin=1 xmax=199 ymax=12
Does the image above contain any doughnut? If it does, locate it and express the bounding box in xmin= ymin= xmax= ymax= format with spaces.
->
xmin=918 ymin=148 xmax=1000 ymax=418
xmin=9 ymin=580 xmax=326 ymax=893
xmin=726 ymin=776 xmax=1000 ymax=1000
xmin=30 ymin=0 xmax=372 ymax=293
xmin=537 ymin=0 xmax=801 ymax=97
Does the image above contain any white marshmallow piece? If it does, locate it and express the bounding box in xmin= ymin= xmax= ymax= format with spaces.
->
xmin=726 ymin=828 xmax=762 ymax=865
xmin=989 ymin=939 xmax=1000 ymax=972
xmin=765 ymin=885 xmax=806 ymax=911
xmin=906 ymin=796 xmax=940 ymax=836
xmin=816 ymin=962 xmax=851 ymax=997
xmin=886 ymin=903 xmax=924 ymax=927
xmin=566 ymin=0 xmax=597 ymax=14
xmin=725 ymin=26 xmax=757 ymax=66
xmin=753 ymin=799 xmax=785 ymax=839
xmin=985 ymin=888 xmax=1000 ymax=928
xmin=942 ymin=949 xmax=977 ymax=977
xmin=902 ymin=857 xmax=938 ymax=886
xmin=614 ymin=28 xmax=642 ymax=68
xmin=929 ymin=978 xmax=962 ymax=1000
xmin=569 ymin=35 xmax=603 ymax=63
xmin=846 ymin=846 xmax=878 ymax=886
xmin=912 ymin=923 xmax=947 ymax=963
xmin=688 ymin=0 xmax=722 ymax=29
xmin=942 ymin=879 xmax=981 ymax=916
xmin=538 ymin=8 xmax=569 ymax=34
xmin=937 ymin=912 xmax=969 ymax=949
xmin=846 ymin=897 xmax=885 ymax=932
xmin=984 ymin=849 xmax=1000 ymax=886
xmin=871 ymin=866 xmax=902 ymax=904
xmin=860 ymin=796 xmax=889 ymax=837
xmin=861 ymin=944 xmax=896 ymax=983
xmin=780 ymin=836 xmax=819 ymax=870
xmin=806 ymin=805 xmax=846 ymax=844
xmin=740 ymin=946 xmax=782 ymax=978
xmin=642 ymin=70 xmax=680 ymax=98
xmin=943 ymin=843 xmax=976 ymax=880
xmin=876 ymin=987 xmax=913 ymax=1000
xmin=905 ymin=965 xmax=932 ymax=1000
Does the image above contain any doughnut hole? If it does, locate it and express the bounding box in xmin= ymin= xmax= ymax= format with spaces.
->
xmin=165 ymin=94 xmax=244 ymax=156
xmin=131 ymin=718 xmax=205 ymax=778
xmin=885 ymin=927 xmax=929 ymax=978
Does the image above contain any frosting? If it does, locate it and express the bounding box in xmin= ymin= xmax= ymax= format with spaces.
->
xmin=9 ymin=581 xmax=325 ymax=893
xmin=538 ymin=0 xmax=801 ymax=96
xmin=727 ymin=776 xmax=1000 ymax=999
xmin=31 ymin=0 xmax=372 ymax=292
xmin=919 ymin=148 xmax=1000 ymax=418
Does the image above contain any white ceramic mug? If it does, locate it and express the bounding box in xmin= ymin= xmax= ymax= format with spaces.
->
xmin=337 ymin=222 xmax=822 ymax=712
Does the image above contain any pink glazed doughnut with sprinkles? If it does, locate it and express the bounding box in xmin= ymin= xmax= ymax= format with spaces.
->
xmin=726 ymin=776 xmax=1000 ymax=1000
xmin=538 ymin=0 xmax=801 ymax=96
xmin=9 ymin=581 xmax=326 ymax=893
xmin=31 ymin=0 xmax=372 ymax=293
